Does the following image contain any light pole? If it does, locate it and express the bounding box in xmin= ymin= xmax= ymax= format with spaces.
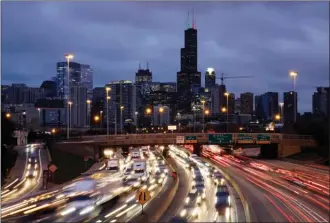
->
xmin=37 ymin=108 xmax=41 ymax=130
xmin=100 ymin=110 xmax=103 ymax=129
xmin=279 ymin=102 xmax=284 ymax=123
xmin=201 ymin=100 xmax=205 ymax=133
xmin=159 ymin=107 xmax=164 ymax=127
xmin=224 ymin=92 xmax=229 ymax=132
xmin=86 ymin=100 xmax=91 ymax=129
xmin=192 ymin=106 xmax=196 ymax=132
xmin=289 ymin=70 xmax=298 ymax=122
xmin=120 ymin=106 xmax=124 ymax=134
xmin=204 ymin=109 xmax=210 ymax=132
xmin=177 ymin=113 xmax=181 ymax=132
xmin=135 ymin=111 xmax=138 ymax=133
xmin=65 ymin=54 xmax=73 ymax=140
xmin=68 ymin=101 xmax=72 ymax=136
xmin=105 ymin=87 xmax=111 ymax=135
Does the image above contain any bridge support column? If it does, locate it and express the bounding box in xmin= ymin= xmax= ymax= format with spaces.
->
xmin=277 ymin=143 xmax=301 ymax=158
xmin=193 ymin=143 xmax=202 ymax=156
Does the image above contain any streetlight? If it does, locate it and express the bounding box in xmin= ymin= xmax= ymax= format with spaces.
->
xmin=68 ymin=101 xmax=72 ymax=137
xmin=221 ymin=107 xmax=227 ymax=113
xmin=275 ymin=114 xmax=281 ymax=121
xmin=5 ymin=113 xmax=11 ymax=119
xmin=224 ymin=92 xmax=230 ymax=132
xmin=51 ymin=128 xmax=56 ymax=134
xmin=201 ymin=100 xmax=206 ymax=133
xmin=120 ymin=106 xmax=124 ymax=134
xmin=289 ymin=70 xmax=298 ymax=122
xmin=279 ymin=102 xmax=284 ymax=123
xmin=146 ymin=108 xmax=152 ymax=115
xmin=192 ymin=106 xmax=196 ymax=132
xmin=86 ymin=100 xmax=91 ymax=129
xmin=65 ymin=53 xmax=74 ymax=140
xmin=135 ymin=112 xmax=138 ymax=132
xmin=177 ymin=113 xmax=181 ymax=132
xmin=204 ymin=109 xmax=210 ymax=131
xmin=100 ymin=110 xmax=103 ymax=128
xmin=105 ymin=87 xmax=111 ymax=135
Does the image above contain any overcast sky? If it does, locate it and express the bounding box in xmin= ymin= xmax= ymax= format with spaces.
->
xmin=2 ymin=2 xmax=329 ymax=112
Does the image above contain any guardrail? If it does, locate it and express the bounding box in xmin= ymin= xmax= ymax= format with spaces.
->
xmin=61 ymin=133 xmax=315 ymax=145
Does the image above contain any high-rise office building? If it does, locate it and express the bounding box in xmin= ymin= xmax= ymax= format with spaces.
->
xmin=7 ymin=84 xmax=27 ymax=104
xmin=69 ymin=86 xmax=88 ymax=127
xmin=211 ymin=85 xmax=220 ymax=115
xmin=228 ymin=93 xmax=235 ymax=114
xmin=240 ymin=92 xmax=254 ymax=114
xmin=2 ymin=85 xmax=10 ymax=103
xmin=205 ymin=68 xmax=216 ymax=92
xmin=313 ymin=87 xmax=329 ymax=116
xmin=153 ymin=105 xmax=170 ymax=126
xmin=235 ymin=98 xmax=241 ymax=113
xmin=105 ymin=81 xmax=136 ymax=132
xmin=40 ymin=81 xmax=57 ymax=98
xmin=283 ymin=91 xmax=297 ymax=123
xmin=23 ymin=87 xmax=44 ymax=103
xmin=56 ymin=61 xmax=81 ymax=99
xmin=176 ymin=14 xmax=201 ymax=112
xmin=81 ymin=64 xmax=93 ymax=96
xmin=135 ymin=65 xmax=152 ymax=84
xmin=255 ymin=92 xmax=279 ymax=120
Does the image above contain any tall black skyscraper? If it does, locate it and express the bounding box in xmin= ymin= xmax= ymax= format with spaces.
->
xmin=312 ymin=87 xmax=329 ymax=116
xmin=177 ymin=12 xmax=201 ymax=112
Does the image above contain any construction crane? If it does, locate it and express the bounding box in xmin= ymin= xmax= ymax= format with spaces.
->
xmin=216 ymin=73 xmax=253 ymax=85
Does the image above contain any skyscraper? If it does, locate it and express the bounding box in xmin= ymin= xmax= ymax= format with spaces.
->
xmin=135 ymin=64 xmax=152 ymax=84
xmin=176 ymin=12 xmax=201 ymax=112
xmin=105 ymin=81 xmax=136 ymax=132
xmin=69 ymin=85 xmax=88 ymax=127
xmin=255 ymin=92 xmax=278 ymax=120
xmin=81 ymin=64 xmax=93 ymax=97
xmin=56 ymin=61 xmax=81 ymax=99
xmin=240 ymin=92 xmax=254 ymax=114
xmin=312 ymin=87 xmax=329 ymax=116
xmin=283 ymin=91 xmax=297 ymax=123
xmin=205 ymin=68 xmax=216 ymax=92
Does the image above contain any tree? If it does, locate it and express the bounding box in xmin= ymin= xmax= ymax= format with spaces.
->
xmin=1 ymin=112 xmax=18 ymax=185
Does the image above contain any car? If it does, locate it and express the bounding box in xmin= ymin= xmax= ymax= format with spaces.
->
xmin=28 ymin=157 xmax=38 ymax=164
xmin=192 ymin=181 xmax=206 ymax=200
xmin=213 ymin=172 xmax=225 ymax=185
xmin=215 ymin=186 xmax=231 ymax=215
xmin=179 ymin=202 xmax=200 ymax=220
xmin=185 ymin=192 xmax=199 ymax=205
xmin=122 ymin=178 xmax=141 ymax=188
xmin=26 ymin=169 xmax=37 ymax=178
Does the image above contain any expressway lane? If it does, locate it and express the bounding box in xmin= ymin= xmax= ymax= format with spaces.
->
xmin=209 ymin=154 xmax=329 ymax=223
xmin=2 ymin=144 xmax=47 ymax=204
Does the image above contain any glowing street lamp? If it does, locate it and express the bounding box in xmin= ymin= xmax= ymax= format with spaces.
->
xmin=289 ymin=70 xmax=298 ymax=122
xmin=68 ymin=101 xmax=72 ymax=135
xmin=5 ymin=113 xmax=11 ymax=119
xmin=221 ymin=107 xmax=227 ymax=113
xmin=120 ymin=106 xmax=124 ymax=134
xmin=224 ymin=92 xmax=230 ymax=132
xmin=275 ymin=114 xmax=281 ymax=121
xmin=201 ymin=100 xmax=206 ymax=133
xmin=65 ymin=53 xmax=74 ymax=140
xmin=94 ymin=115 xmax=100 ymax=122
xmin=146 ymin=108 xmax=152 ymax=115
xmin=279 ymin=102 xmax=284 ymax=123
xmin=105 ymin=87 xmax=111 ymax=135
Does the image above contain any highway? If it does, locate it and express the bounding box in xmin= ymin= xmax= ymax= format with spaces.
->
xmin=1 ymin=144 xmax=48 ymax=204
xmin=200 ymin=148 xmax=329 ymax=223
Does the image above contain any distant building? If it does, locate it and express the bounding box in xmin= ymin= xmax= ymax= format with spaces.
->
xmin=7 ymin=84 xmax=27 ymax=104
xmin=40 ymin=81 xmax=57 ymax=98
xmin=35 ymin=99 xmax=66 ymax=127
xmin=153 ymin=104 xmax=170 ymax=126
xmin=255 ymin=92 xmax=278 ymax=120
xmin=135 ymin=66 xmax=152 ymax=84
xmin=205 ymin=68 xmax=216 ymax=92
xmin=313 ymin=87 xmax=329 ymax=116
xmin=240 ymin=92 xmax=253 ymax=114
xmin=235 ymin=98 xmax=241 ymax=113
xmin=1 ymin=85 xmax=10 ymax=103
xmin=81 ymin=64 xmax=93 ymax=98
xmin=23 ymin=87 xmax=44 ymax=103
xmin=105 ymin=80 xmax=136 ymax=133
xmin=283 ymin=91 xmax=298 ymax=123
xmin=69 ymin=86 xmax=88 ymax=127
xmin=56 ymin=61 xmax=81 ymax=99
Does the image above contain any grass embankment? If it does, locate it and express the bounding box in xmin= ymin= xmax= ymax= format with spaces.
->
xmin=48 ymin=142 xmax=95 ymax=184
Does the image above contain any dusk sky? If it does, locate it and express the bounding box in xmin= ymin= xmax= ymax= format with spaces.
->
xmin=2 ymin=2 xmax=329 ymax=112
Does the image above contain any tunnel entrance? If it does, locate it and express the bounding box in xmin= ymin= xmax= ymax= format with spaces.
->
xmin=260 ymin=143 xmax=278 ymax=159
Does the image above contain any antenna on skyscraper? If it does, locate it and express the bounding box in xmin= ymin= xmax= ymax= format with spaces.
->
xmin=192 ymin=8 xmax=196 ymax=29
xmin=186 ymin=11 xmax=190 ymax=29
xmin=146 ymin=62 xmax=149 ymax=70
xmin=139 ymin=63 xmax=141 ymax=70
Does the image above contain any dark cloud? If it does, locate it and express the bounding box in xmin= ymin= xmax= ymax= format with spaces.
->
xmin=2 ymin=2 xmax=329 ymax=112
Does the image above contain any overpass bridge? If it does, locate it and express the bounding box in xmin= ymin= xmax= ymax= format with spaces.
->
xmin=54 ymin=133 xmax=317 ymax=159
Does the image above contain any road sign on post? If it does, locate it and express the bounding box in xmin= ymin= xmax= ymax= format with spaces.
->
xmin=237 ymin=134 xmax=254 ymax=144
xmin=208 ymin=134 xmax=233 ymax=144
xmin=136 ymin=189 xmax=151 ymax=214
xmin=256 ymin=134 xmax=271 ymax=144
xmin=48 ymin=164 xmax=57 ymax=173
xmin=185 ymin=136 xmax=197 ymax=144
xmin=176 ymin=136 xmax=185 ymax=144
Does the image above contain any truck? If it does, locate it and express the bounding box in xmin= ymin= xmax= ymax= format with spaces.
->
xmin=107 ymin=159 xmax=119 ymax=171
xmin=132 ymin=159 xmax=148 ymax=181
xmin=130 ymin=148 xmax=141 ymax=159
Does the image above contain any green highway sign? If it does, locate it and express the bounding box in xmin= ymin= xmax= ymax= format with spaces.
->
xmin=208 ymin=134 xmax=233 ymax=144
xmin=256 ymin=134 xmax=271 ymax=144
xmin=185 ymin=136 xmax=197 ymax=144
xmin=237 ymin=134 xmax=254 ymax=144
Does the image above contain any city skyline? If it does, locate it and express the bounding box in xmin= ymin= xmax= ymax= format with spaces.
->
xmin=2 ymin=2 xmax=329 ymax=112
